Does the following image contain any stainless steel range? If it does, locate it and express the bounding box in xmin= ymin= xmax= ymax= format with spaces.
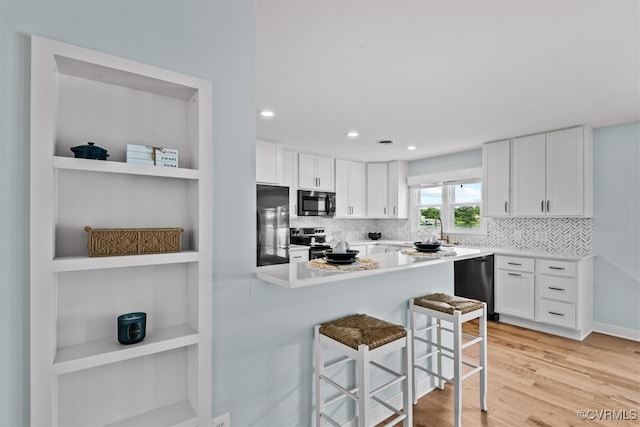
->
xmin=290 ymin=227 xmax=331 ymax=259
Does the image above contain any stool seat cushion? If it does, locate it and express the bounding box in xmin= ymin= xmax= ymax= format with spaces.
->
xmin=414 ymin=292 xmax=483 ymax=314
xmin=319 ymin=314 xmax=407 ymax=350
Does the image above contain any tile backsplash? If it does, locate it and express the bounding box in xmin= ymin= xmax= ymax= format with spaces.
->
xmin=290 ymin=216 xmax=592 ymax=257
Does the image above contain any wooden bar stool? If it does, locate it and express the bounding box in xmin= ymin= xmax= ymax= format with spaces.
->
xmin=314 ymin=314 xmax=413 ymax=427
xmin=409 ymin=293 xmax=487 ymax=427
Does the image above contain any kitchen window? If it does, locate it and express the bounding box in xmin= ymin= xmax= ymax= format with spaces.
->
xmin=413 ymin=179 xmax=486 ymax=235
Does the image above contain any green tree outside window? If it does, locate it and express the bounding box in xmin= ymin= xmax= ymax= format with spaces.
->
xmin=419 ymin=207 xmax=441 ymax=226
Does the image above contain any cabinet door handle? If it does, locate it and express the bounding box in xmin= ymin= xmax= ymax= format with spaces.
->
xmin=384 ymin=207 xmax=386 ymax=215
xmin=507 ymin=272 xmax=522 ymax=277
xmin=548 ymin=311 xmax=565 ymax=317
xmin=548 ymin=286 xmax=565 ymax=291
xmin=541 ymin=200 xmax=545 ymax=212
xmin=548 ymin=266 xmax=565 ymax=270
xmin=504 ymin=201 xmax=508 ymax=213
xmin=507 ymin=262 xmax=522 ymax=266
xmin=547 ymin=200 xmax=550 ymax=212
xmin=393 ymin=206 xmax=396 ymax=215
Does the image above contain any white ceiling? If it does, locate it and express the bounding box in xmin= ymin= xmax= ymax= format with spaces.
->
xmin=256 ymin=1 xmax=640 ymax=162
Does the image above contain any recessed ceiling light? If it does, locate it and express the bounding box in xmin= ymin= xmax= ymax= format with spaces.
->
xmin=346 ymin=131 xmax=359 ymax=138
xmin=258 ymin=110 xmax=274 ymax=118
xmin=407 ymin=145 xmax=417 ymax=151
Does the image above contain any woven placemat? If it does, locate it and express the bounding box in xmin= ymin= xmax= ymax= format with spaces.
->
xmin=401 ymin=249 xmax=457 ymax=258
xmin=306 ymin=257 xmax=380 ymax=271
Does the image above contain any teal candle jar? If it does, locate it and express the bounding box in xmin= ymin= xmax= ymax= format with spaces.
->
xmin=117 ymin=312 xmax=146 ymax=345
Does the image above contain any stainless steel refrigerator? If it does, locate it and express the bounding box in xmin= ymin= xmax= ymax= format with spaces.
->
xmin=257 ymin=184 xmax=290 ymax=266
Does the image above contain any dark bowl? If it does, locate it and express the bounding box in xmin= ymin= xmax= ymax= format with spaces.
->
xmin=323 ymin=249 xmax=359 ymax=261
xmin=414 ymin=241 xmax=442 ymax=251
xmin=368 ymin=232 xmax=382 ymax=240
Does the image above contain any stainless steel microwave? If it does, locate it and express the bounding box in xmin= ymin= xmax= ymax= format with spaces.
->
xmin=297 ymin=190 xmax=336 ymax=217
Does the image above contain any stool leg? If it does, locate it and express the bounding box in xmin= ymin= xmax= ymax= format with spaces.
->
xmin=453 ymin=311 xmax=462 ymax=427
xmin=436 ymin=317 xmax=444 ymax=390
xmin=314 ymin=326 xmax=324 ymax=427
xmin=357 ymin=343 xmax=370 ymax=427
xmin=403 ymin=329 xmax=413 ymax=426
xmin=479 ymin=303 xmax=488 ymax=411
xmin=409 ymin=300 xmax=418 ymax=405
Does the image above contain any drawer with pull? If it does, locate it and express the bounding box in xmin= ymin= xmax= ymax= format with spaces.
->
xmin=537 ymin=276 xmax=577 ymax=303
xmin=537 ymin=299 xmax=577 ymax=329
xmin=496 ymin=255 xmax=534 ymax=273
xmin=537 ymin=259 xmax=577 ymax=277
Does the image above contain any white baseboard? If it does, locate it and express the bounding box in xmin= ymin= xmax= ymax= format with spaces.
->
xmin=593 ymin=322 xmax=640 ymax=342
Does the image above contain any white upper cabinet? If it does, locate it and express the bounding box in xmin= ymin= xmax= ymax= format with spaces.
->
xmin=388 ymin=160 xmax=409 ymax=218
xmin=545 ymin=127 xmax=590 ymax=216
xmin=298 ymin=153 xmax=334 ymax=191
xmin=366 ymin=161 xmax=408 ymax=218
xmin=282 ymin=149 xmax=299 ymax=217
xmin=366 ymin=162 xmax=389 ymax=218
xmin=335 ymin=159 xmax=365 ymax=217
xmin=482 ymin=140 xmax=511 ymax=217
xmin=512 ymin=134 xmax=547 ymax=216
xmin=256 ymin=140 xmax=282 ymax=184
xmin=512 ymin=126 xmax=592 ymax=217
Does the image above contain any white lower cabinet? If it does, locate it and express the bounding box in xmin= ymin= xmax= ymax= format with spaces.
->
xmin=495 ymin=254 xmax=593 ymax=340
xmin=289 ymin=247 xmax=309 ymax=263
xmin=495 ymin=256 xmax=535 ymax=320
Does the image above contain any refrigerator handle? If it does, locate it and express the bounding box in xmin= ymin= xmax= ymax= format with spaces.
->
xmin=256 ymin=211 xmax=262 ymax=249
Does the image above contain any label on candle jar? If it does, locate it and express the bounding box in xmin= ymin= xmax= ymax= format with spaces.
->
xmin=117 ymin=312 xmax=146 ymax=345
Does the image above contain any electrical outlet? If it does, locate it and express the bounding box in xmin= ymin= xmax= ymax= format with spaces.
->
xmin=212 ymin=413 xmax=230 ymax=427
xmin=512 ymin=230 xmax=522 ymax=241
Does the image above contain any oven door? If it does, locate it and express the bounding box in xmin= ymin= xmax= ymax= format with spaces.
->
xmin=297 ymin=190 xmax=335 ymax=217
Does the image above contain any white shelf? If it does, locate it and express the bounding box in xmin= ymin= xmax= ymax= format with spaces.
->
xmin=53 ymin=324 xmax=199 ymax=375
xmin=52 ymin=250 xmax=199 ymax=272
xmin=105 ymin=400 xmax=197 ymax=427
xmin=53 ymin=156 xmax=199 ymax=180
xmin=31 ymin=35 xmax=213 ymax=426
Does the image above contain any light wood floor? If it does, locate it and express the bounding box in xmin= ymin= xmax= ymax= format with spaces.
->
xmin=408 ymin=321 xmax=640 ymax=427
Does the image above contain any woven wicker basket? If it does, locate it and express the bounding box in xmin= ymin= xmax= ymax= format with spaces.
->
xmin=84 ymin=226 xmax=183 ymax=257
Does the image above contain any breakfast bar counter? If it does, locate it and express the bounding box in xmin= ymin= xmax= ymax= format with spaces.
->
xmin=256 ymin=246 xmax=494 ymax=289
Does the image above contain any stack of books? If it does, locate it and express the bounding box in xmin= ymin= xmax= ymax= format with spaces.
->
xmin=126 ymin=144 xmax=178 ymax=167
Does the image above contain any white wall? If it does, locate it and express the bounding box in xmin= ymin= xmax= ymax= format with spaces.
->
xmin=408 ymin=148 xmax=482 ymax=176
xmin=0 ymin=1 xmax=256 ymax=425
xmin=593 ymin=121 xmax=640 ymax=334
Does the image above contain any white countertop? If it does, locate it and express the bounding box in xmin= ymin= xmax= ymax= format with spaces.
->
xmin=257 ymin=246 xmax=494 ymax=289
xmin=348 ymin=240 xmax=593 ymax=261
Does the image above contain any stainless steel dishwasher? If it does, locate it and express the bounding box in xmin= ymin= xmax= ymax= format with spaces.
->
xmin=454 ymin=255 xmax=497 ymax=321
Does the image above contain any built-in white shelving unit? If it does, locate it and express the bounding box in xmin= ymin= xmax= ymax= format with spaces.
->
xmin=30 ymin=36 xmax=212 ymax=426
